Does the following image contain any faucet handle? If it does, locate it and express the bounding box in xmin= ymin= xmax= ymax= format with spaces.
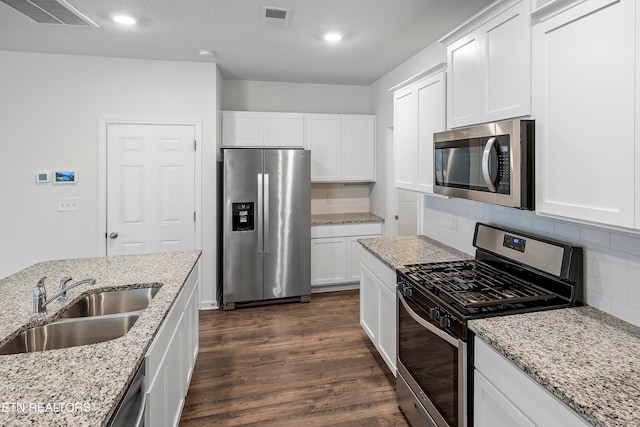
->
xmin=58 ymin=276 xmax=73 ymax=291
xmin=36 ymin=276 xmax=47 ymax=296
xmin=32 ymin=277 xmax=47 ymax=318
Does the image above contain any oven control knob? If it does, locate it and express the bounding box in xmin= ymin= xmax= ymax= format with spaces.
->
xmin=440 ymin=315 xmax=451 ymax=329
xmin=430 ymin=307 xmax=441 ymax=320
xmin=403 ymin=286 xmax=414 ymax=297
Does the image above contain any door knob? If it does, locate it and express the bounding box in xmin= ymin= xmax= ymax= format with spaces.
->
xmin=109 ymin=232 xmax=118 ymax=239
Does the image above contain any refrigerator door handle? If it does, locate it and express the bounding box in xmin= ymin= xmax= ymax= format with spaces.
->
xmin=257 ymin=173 xmax=263 ymax=254
xmin=263 ymin=173 xmax=270 ymax=254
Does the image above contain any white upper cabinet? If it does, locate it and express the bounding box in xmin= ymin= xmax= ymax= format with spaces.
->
xmin=221 ymin=111 xmax=304 ymax=148
xmin=445 ymin=0 xmax=530 ymax=128
xmin=342 ymin=115 xmax=376 ymax=181
xmin=392 ymin=66 xmax=446 ymax=193
xmin=306 ymin=114 xmax=376 ymax=182
xmin=532 ymin=0 xmax=636 ymax=228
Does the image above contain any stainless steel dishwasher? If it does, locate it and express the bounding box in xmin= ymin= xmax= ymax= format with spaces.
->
xmin=107 ymin=362 xmax=145 ymax=427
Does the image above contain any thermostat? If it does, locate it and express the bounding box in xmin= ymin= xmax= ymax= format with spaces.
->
xmin=36 ymin=172 xmax=51 ymax=183
xmin=54 ymin=171 xmax=78 ymax=184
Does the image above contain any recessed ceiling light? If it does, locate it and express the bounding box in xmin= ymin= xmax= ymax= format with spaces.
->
xmin=198 ymin=49 xmax=215 ymax=57
xmin=323 ymin=32 xmax=343 ymax=42
xmin=112 ymin=14 xmax=136 ymax=25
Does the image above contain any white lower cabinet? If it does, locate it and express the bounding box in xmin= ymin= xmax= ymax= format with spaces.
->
xmin=359 ymin=248 xmax=396 ymax=375
xmin=310 ymin=223 xmax=382 ymax=291
xmin=145 ymin=261 xmax=200 ymax=427
xmin=474 ymin=337 xmax=590 ymax=427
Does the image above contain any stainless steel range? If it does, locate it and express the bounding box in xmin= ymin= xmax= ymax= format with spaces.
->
xmin=396 ymin=223 xmax=583 ymax=427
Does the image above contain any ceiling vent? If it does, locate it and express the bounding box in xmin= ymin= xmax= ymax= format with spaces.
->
xmin=1 ymin=0 xmax=98 ymax=26
xmin=260 ymin=6 xmax=291 ymax=29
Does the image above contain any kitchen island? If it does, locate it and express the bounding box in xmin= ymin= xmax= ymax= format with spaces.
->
xmin=0 ymin=250 xmax=201 ymax=426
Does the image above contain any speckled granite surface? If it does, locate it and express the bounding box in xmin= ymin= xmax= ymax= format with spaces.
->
xmin=0 ymin=251 xmax=200 ymax=426
xmin=358 ymin=235 xmax=471 ymax=269
xmin=311 ymin=212 xmax=384 ymax=226
xmin=470 ymin=306 xmax=640 ymax=427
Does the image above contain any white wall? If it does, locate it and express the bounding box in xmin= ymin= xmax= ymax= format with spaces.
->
xmin=0 ymin=51 xmax=219 ymax=307
xmin=222 ymin=79 xmax=370 ymax=113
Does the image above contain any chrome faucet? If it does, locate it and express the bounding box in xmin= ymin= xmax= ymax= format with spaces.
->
xmin=32 ymin=276 xmax=96 ymax=318
xmin=57 ymin=276 xmax=73 ymax=302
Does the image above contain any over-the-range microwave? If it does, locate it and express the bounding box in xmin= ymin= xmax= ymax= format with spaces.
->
xmin=433 ymin=119 xmax=534 ymax=210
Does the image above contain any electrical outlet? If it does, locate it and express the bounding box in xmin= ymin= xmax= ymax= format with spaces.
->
xmin=57 ymin=198 xmax=80 ymax=212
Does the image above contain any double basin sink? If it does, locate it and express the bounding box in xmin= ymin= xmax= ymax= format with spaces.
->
xmin=0 ymin=287 xmax=159 ymax=355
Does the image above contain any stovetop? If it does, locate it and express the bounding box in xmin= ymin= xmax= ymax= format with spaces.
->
xmin=398 ymin=259 xmax=572 ymax=319
xmin=402 ymin=260 xmax=558 ymax=308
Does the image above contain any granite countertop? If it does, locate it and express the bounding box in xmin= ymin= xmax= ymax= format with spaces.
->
xmin=470 ymin=306 xmax=640 ymax=427
xmin=0 ymin=250 xmax=201 ymax=426
xmin=358 ymin=235 xmax=471 ymax=269
xmin=311 ymin=212 xmax=384 ymax=226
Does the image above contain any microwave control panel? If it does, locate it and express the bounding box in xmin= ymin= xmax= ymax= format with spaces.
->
xmin=496 ymin=136 xmax=510 ymax=194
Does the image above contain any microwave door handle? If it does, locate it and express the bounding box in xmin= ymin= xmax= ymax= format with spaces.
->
xmin=482 ymin=137 xmax=498 ymax=192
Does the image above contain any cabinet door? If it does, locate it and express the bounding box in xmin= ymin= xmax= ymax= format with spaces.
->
xmin=347 ymin=236 xmax=363 ymax=282
xmin=310 ymin=237 xmax=347 ymax=286
xmin=394 ymin=89 xmax=418 ymax=190
xmin=306 ymin=114 xmax=342 ymax=181
xmin=347 ymin=235 xmax=380 ymax=282
xmin=342 ymin=115 xmax=375 ymax=181
xmin=447 ymin=31 xmax=482 ymax=128
xmin=377 ymin=282 xmax=397 ymax=375
xmin=417 ymin=72 xmax=446 ymax=193
xmin=481 ymin=0 xmax=530 ymax=122
xmin=167 ymin=313 xmax=185 ymax=427
xmin=182 ymin=279 xmax=199 ymax=392
xmin=359 ymin=264 xmax=379 ymax=343
xmin=221 ymin=112 xmax=263 ymax=147
xmin=532 ymin=0 xmax=635 ymax=228
xmin=145 ymin=354 xmax=168 ymax=427
xmin=474 ymin=371 xmax=535 ymax=427
xmin=264 ymin=113 xmax=304 ymax=147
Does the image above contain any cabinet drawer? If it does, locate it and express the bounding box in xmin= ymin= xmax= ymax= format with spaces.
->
xmin=311 ymin=223 xmax=382 ymax=238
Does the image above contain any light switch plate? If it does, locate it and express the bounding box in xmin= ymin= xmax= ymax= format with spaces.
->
xmin=58 ymin=198 xmax=80 ymax=212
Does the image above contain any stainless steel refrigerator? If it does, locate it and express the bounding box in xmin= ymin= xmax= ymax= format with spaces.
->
xmin=221 ymin=148 xmax=311 ymax=310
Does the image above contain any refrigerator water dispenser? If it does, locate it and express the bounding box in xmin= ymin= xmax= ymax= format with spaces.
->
xmin=232 ymin=202 xmax=254 ymax=231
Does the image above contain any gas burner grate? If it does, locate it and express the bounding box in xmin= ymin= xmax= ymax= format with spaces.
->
xmin=403 ymin=260 xmax=557 ymax=309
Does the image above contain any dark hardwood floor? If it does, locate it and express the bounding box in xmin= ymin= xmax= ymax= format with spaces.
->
xmin=180 ymin=290 xmax=409 ymax=426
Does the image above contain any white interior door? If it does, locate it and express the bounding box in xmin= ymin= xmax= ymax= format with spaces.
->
xmin=107 ymin=123 xmax=196 ymax=256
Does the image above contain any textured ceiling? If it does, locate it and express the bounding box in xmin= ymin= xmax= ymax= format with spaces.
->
xmin=0 ymin=0 xmax=494 ymax=85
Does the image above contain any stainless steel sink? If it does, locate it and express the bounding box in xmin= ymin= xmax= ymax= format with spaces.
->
xmin=60 ymin=287 xmax=159 ymax=318
xmin=0 ymin=313 xmax=140 ymax=355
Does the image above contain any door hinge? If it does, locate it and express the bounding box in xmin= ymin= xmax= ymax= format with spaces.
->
xmin=193 ymin=140 xmax=197 ymax=151
xmin=194 ymin=211 xmax=197 ymax=222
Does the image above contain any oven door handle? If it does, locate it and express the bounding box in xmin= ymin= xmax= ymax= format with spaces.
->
xmin=482 ymin=137 xmax=498 ymax=193
xmin=398 ymin=291 xmax=460 ymax=347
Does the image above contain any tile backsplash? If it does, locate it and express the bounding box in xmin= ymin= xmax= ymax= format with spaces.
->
xmin=311 ymin=183 xmax=371 ymax=215
xmin=421 ymin=195 xmax=640 ymax=328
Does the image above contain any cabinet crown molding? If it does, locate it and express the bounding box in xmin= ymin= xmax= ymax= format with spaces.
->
xmin=530 ymin=0 xmax=591 ymax=23
xmin=388 ymin=63 xmax=446 ymax=93
xmin=439 ymin=0 xmax=527 ymax=45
